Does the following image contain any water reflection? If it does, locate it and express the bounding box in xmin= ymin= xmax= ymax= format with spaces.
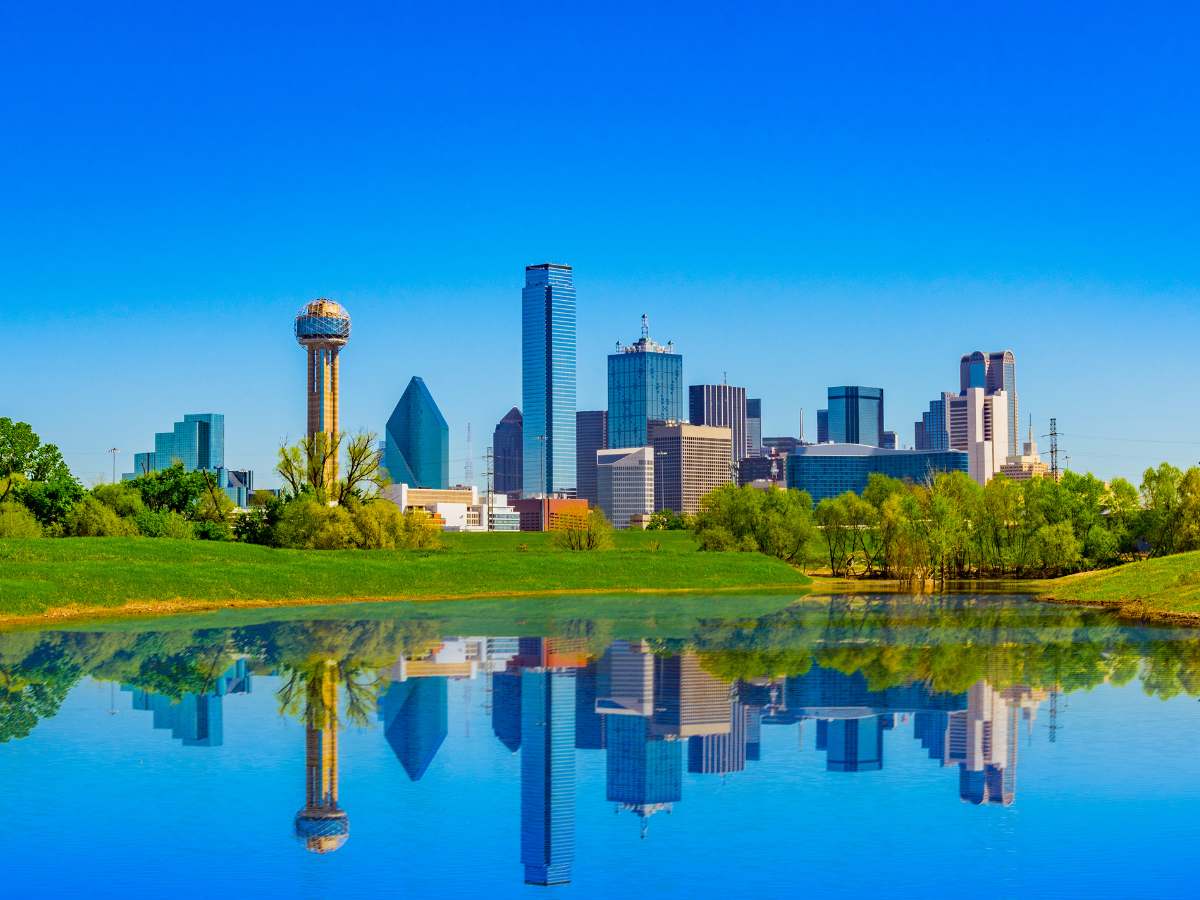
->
xmin=4 ymin=595 xmax=1200 ymax=888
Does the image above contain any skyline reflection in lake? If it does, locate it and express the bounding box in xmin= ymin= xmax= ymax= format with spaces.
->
xmin=3 ymin=594 xmax=1199 ymax=898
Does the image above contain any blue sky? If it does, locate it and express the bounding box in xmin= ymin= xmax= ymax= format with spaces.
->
xmin=5 ymin=2 xmax=1199 ymax=486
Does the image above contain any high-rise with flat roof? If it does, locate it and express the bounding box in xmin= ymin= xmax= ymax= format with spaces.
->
xmin=522 ymin=263 xmax=576 ymax=495
xmin=650 ymin=422 xmax=733 ymax=515
xmin=493 ymin=407 xmax=523 ymax=496
xmin=960 ymin=350 xmax=1018 ymax=459
xmin=123 ymin=412 xmax=252 ymax=506
xmin=575 ymin=410 xmax=608 ymax=506
xmin=826 ymin=386 xmax=885 ymax=446
xmin=915 ymin=387 xmax=1009 ymax=485
xmin=520 ymin=669 xmax=577 ymax=886
xmin=384 ymin=376 xmax=449 ymax=489
xmin=689 ymin=383 xmax=747 ymax=467
xmin=608 ymin=315 xmax=683 ymax=449
xmin=745 ymin=398 xmax=763 ymax=458
xmin=596 ymin=446 xmax=654 ymax=528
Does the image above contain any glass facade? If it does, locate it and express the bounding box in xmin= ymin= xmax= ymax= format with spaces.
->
xmin=826 ymin=386 xmax=884 ymax=447
xmin=746 ymin=398 xmax=762 ymax=458
xmin=816 ymin=409 xmax=829 ymax=444
xmin=575 ymin=410 xmax=608 ymax=506
xmin=522 ymin=264 xmax=576 ymax=495
xmin=385 ymin=376 xmax=449 ymax=489
xmin=379 ymin=678 xmax=448 ymax=782
xmin=605 ymin=715 xmax=682 ymax=812
xmin=125 ymin=412 xmax=252 ymax=506
xmin=492 ymin=407 xmax=523 ymax=496
xmin=959 ymin=350 xmax=1019 ymax=459
xmin=688 ymin=384 xmax=746 ymax=467
xmin=786 ymin=444 xmax=970 ymax=503
xmin=607 ymin=321 xmax=682 ymax=449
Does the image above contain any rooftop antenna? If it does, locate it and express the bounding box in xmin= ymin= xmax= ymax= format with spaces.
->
xmin=464 ymin=423 xmax=474 ymax=486
xmin=641 ymin=313 xmax=649 ymax=341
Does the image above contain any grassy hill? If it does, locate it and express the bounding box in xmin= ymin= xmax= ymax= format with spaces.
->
xmin=0 ymin=530 xmax=810 ymax=626
xmin=1037 ymin=551 xmax=1200 ymax=622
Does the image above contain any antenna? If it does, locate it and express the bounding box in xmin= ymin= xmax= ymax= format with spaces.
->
xmin=464 ymin=423 xmax=474 ymax=486
xmin=799 ymin=408 xmax=805 ymax=443
xmin=1049 ymin=418 xmax=1059 ymax=479
xmin=641 ymin=313 xmax=649 ymax=341
xmin=485 ymin=444 xmax=495 ymax=530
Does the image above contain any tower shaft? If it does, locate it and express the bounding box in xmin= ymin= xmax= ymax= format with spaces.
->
xmin=306 ymin=345 xmax=341 ymax=482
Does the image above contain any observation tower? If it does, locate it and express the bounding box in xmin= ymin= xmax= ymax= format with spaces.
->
xmin=294 ymin=299 xmax=351 ymax=476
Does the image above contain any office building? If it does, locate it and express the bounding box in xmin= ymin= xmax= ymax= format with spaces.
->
xmin=816 ymin=409 xmax=830 ymax=444
xmin=737 ymin=453 xmax=787 ymax=488
xmin=574 ymin=662 xmax=607 ymax=750
xmin=596 ymin=447 xmax=654 ymax=528
xmin=575 ymin=410 xmax=608 ymax=506
xmin=123 ymin=660 xmax=251 ymax=748
xmin=384 ymin=376 xmax=449 ymax=489
xmin=787 ymin=444 xmax=970 ymax=502
xmin=493 ymin=407 xmax=523 ymax=496
xmin=745 ymin=398 xmax=763 ymax=458
xmin=650 ymin=422 xmax=733 ymax=515
xmin=608 ymin=315 xmax=683 ymax=449
xmin=945 ymin=681 xmax=1045 ymax=806
xmin=960 ymin=350 xmax=1018 ymax=459
xmin=881 ymin=431 xmax=897 ymax=450
xmin=520 ymin=670 xmax=577 ymax=886
xmin=379 ymin=677 xmax=448 ymax=781
xmin=762 ymin=436 xmax=802 ymax=457
xmin=689 ymin=383 xmax=747 ymax=467
xmin=822 ymin=716 xmax=885 ymax=773
xmin=512 ymin=496 xmax=590 ymax=532
xmin=916 ymin=388 xmax=1009 ymax=485
xmin=522 ymin=263 xmax=577 ymax=495
xmin=999 ymin=419 xmax=1051 ymax=481
xmin=385 ymin=484 xmax=518 ymax=531
xmin=825 ymin=386 xmax=885 ymax=447
xmin=688 ymin=700 xmax=749 ymax=775
xmin=295 ymin=298 xmax=351 ymax=481
xmin=492 ymin=670 xmax=523 ymax=753
xmin=606 ymin=715 xmax=682 ymax=829
xmin=651 ymin=652 xmax=732 ymax=739
xmin=123 ymin=412 xmax=253 ymax=507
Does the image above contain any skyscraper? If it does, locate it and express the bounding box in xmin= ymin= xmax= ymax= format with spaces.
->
xmin=607 ymin=315 xmax=683 ymax=449
xmin=689 ymin=383 xmax=747 ymax=466
xmin=123 ymin=413 xmax=252 ymax=506
xmin=294 ymin=299 xmax=351 ymax=480
xmin=522 ymin=263 xmax=577 ymax=496
xmin=745 ymin=398 xmax=763 ymax=458
xmin=826 ymin=386 xmax=884 ymax=446
xmin=575 ymin=410 xmax=608 ymax=506
xmin=384 ymin=376 xmax=449 ymax=489
xmin=596 ymin=446 xmax=654 ymax=528
xmin=959 ymin=350 xmax=1019 ymax=459
xmin=493 ymin=407 xmax=523 ymax=496
xmin=379 ymin=677 xmax=449 ymax=782
xmin=915 ymin=387 xmax=1010 ymax=485
xmin=816 ymin=408 xmax=830 ymax=444
xmin=520 ymin=669 xmax=577 ymax=886
xmin=650 ymin=422 xmax=733 ymax=515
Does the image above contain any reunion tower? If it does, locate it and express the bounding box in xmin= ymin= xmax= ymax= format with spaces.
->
xmin=294 ymin=299 xmax=351 ymax=474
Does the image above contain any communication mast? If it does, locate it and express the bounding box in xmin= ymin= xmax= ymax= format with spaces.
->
xmin=1049 ymin=418 xmax=1060 ymax=479
xmin=464 ymin=422 xmax=474 ymax=486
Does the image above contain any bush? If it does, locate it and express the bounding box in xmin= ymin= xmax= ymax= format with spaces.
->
xmin=134 ymin=508 xmax=195 ymax=539
xmin=92 ymin=482 xmax=146 ymax=518
xmin=348 ymin=500 xmax=406 ymax=549
xmin=398 ymin=508 xmax=442 ymax=549
xmin=275 ymin=498 xmax=357 ymax=549
xmin=64 ymin=496 xmax=138 ymax=537
xmin=1032 ymin=522 xmax=1082 ymax=576
xmin=694 ymin=484 xmax=816 ymax=564
xmin=0 ymin=503 xmax=42 ymax=538
xmin=553 ymin=509 xmax=615 ymax=551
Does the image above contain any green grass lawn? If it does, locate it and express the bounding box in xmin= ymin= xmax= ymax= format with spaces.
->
xmin=0 ymin=531 xmax=809 ymax=623
xmin=1036 ymin=551 xmax=1200 ymax=618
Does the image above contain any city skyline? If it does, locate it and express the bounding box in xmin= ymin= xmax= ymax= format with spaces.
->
xmin=7 ymin=6 xmax=1200 ymax=487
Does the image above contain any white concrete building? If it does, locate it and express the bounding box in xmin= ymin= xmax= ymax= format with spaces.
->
xmin=384 ymin=484 xmax=519 ymax=531
xmin=596 ymin=446 xmax=654 ymax=528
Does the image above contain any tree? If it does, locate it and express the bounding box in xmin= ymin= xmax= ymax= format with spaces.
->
xmin=64 ymin=496 xmax=138 ymax=537
xmin=647 ymin=509 xmax=689 ymax=531
xmin=0 ymin=418 xmax=74 ymax=501
xmin=11 ymin=474 xmax=83 ymax=529
xmin=1141 ymin=462 xmax=1184 ymax=555
xmin=277 ymin=431 xmax=387 ymax=505
xmin=0 ymin=503 xmax=42 ymax=538
xmin=130 ymin=463 xmax=206 ymax=516
xmin=1031 ymin=522 xmax=1082 ymax=576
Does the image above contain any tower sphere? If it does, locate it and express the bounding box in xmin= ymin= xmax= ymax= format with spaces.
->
xmin=295 ymin=809 xmax=350 ymax=854
xmin=294 ymin=298 xmax=351 ymax=347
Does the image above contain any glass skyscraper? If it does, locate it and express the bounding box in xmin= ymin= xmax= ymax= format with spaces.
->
xmin=522 ymin=264 xmax=577 ymax=495
xmin=689 ymin=383 xmax=747 ymax=465
xmin=520 ymin=669 xmax=576 ymax=886
xmin=384 ymin=376 xmax=449 ymax=489
xmin=827 ymin=386 xmax=885 ymax=446
xmin=124 ymin=412 xmax=252 ymax=506
xmin=746 ymin=398 xmax=762 ymax=458
xmin=607 ymin=315 xmax=682 ymax=450
xmin=492 ymin=407 xmax=523 ymax=496
xmin=575 ymin=410 xmax=608 ymax=506
xmin=959 ymin=350 xmax=1018 ymax=459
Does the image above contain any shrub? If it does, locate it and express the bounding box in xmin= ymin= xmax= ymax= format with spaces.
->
xmin=134 ymin=509 xmax=195 ymax=539
xmin=398 ymin=508 xmax=442 ymax=549
xmin=64 ymin=496 xmax=138 ymax=537
xmin=0 ymin=503 xmax=42 ymax=538
xmin=92 ymin=482 xmax=146 ymax=518
xmin=275 ymin=498 xmax=357 ymax=549
xmin=348 ymin=500 xmax=406 ymax=549
xmin=553 ymin=509 xmax=615 ymax=551
xmin=1032 ymin=522 xmax=1082 ymax=576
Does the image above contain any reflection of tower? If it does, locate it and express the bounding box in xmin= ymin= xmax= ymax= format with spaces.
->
xmin=123 ymin=659 xmax=251 ymax=747
xmin=688 ymin=701 xmax=749 ymax=775
xmin=821 ymin=715 xmax=885 ymax=773
xmin=294 ymin=298 xmax=351 ymax=480
xmin=520 ymin=669 xmax=577 ymax=886
xmin=945 ymin=681 xmax=1044 ymax=806
xmin=295 ymin=664 xmax=349 ymax=854
xmin=606 ymin=716 xmax=681 ymax=832
xmin=651 ymin=652 xmax=732 ymax=739
xmin=379 ymin=677 xmax=448 ymax=781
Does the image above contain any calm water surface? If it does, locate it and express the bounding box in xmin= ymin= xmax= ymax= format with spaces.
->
xmin=2 ymin=594 xmax=1199 ymax=898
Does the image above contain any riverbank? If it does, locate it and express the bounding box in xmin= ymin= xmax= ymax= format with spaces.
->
xmin=0 ymin=532 xmax=810 ymax=628
xmin=1034 ymin=551 xmax=1200 ymax=625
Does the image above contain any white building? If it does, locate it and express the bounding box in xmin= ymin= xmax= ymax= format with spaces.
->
xmin=963 ymin=387 xmax=1009 ymax=486
xmin=596 ymin=446 xmax=654 ymax=528
xmin=384 ymin=484 xmax=519 ymax=531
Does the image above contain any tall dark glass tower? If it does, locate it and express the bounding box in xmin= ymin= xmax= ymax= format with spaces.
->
xmin=745 ymin=398 xmax=762 ymax=458
xmin=384 ymin=376 xmax=449 ymax=488
xmin=689 ymin=383 xmax=747 ymax=466
xmin=607 ymin=315 xmax=682 ymax=449
xmin=827 ymin=386 xmax=884 ymax=446
xmin=522 ymin=264 xmax=577 ymax=495
xmin=493 ymin=407 xmax=523 ymax=496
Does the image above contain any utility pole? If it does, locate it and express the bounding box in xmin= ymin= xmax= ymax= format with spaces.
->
xmin=484 ymin=445 xmax=495 ymax=531
xmin=107 ymin=447 xmax=119 ymax=483
xmin=1049 ymin=418 xmax=1059 ymax=479
xmin=464 ymin=422 xmax=474 ymax=487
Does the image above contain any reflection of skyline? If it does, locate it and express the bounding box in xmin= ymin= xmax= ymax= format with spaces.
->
xmin=123 ymin=659 xmax=251 ymax=748
xmin=295 ymin=662 xmax=349 ymax=854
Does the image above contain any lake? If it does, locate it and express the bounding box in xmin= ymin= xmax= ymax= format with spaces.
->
xmin=2 ymin=594 xmax=1198 ymax=898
